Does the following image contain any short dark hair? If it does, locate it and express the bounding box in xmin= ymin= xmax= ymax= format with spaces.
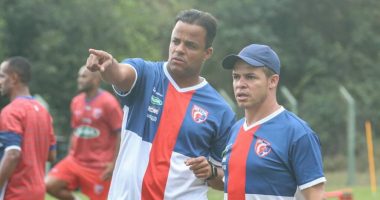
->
xmin=5 ymin=56 xmax=32 ymax=84
xmin=262 ymin=66 xmax=276 ymax=78
xmin=175 ymin=9 xmax=217 ymax=48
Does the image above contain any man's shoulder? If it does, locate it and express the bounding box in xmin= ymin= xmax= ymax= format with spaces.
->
xmin=122 ymin=58 xmax=164 ymax=68
xmin=197 ymin=86 xmax=234 ymax=111
xmin=277 ymin=110 xmax=315 ymax=136
xmin=72 ymin=93 xmax=85 ymax=101
xmin=1 ymin=98 xmax=29 ymax=114
xmin=97 ymin=90 xmax=120 ymax=105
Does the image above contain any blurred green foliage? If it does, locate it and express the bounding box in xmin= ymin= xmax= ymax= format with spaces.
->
xmin=1 ymin=0 xmax=380 ymax=170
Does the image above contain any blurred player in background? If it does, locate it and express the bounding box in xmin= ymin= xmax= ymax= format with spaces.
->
xmin=0 ymin=56 xmax=56 ymax=200
xmin=212 ymin=44 xmax=326 ymax=199
xmin=46 ymin=66 xmax=122 ymax=200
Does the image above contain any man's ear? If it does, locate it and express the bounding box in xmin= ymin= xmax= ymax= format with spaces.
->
xmin=269 ymin=74 xmax=279 ymax=89
xmin=9 ymin=71 xmax=20 ymax=84
xmin=204 ymin=47 xmax=213 ymax=61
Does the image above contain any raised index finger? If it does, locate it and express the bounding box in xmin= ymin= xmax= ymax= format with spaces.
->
xmin=89 ymin=49 xmax=111 ymax=59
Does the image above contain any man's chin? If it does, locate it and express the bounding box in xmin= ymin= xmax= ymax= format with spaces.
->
xmin=237 ymin=102 xmax=249 ymax=109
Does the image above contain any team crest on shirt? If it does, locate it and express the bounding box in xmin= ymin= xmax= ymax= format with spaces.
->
xmin=94 ymin=184 xmax=104 ymax=194
xmin=191 ymin=104 xmax=208 ymax=123
xmin=92 ymin=108 xmax=103 ymax=119
xmin=255 ymin=138 xmax=272 ymax=157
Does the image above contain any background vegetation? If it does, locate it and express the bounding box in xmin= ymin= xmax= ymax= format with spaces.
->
xmin=1 ymin=0 xmax=380 ymax=192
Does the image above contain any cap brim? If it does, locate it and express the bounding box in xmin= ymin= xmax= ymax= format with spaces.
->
xmin=222 ymin=54 xmax=265 ymax=69
xmin=222 ymin=54 xmax=239 ymax=69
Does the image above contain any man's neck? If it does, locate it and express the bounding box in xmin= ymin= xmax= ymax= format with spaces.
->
xmin=166 ymin=65 xmax=203 ymax=88
xmin=174 ymin=76 xmax=203 ymax=88
xmin=10 ymin=86 xmax=31 ymax=101
xmin=245 ymin=101 xmax=281 ymax=127
xmin=85 ymin=88 xmax=100 ymax=100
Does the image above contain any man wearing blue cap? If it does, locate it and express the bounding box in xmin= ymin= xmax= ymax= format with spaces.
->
xmin=212 ymin=44 xmax=326 ymax=199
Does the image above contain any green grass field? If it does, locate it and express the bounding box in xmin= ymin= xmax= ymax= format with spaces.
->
xmin=207 ymin=170 xmax=380 ymax=199
xmin=321 ymin=171 xmax=379 ymax=200
xmin=45 ymin=170 xmax=379 ymax=200
xmin=207 ymin=187 xmax=379 ymax=200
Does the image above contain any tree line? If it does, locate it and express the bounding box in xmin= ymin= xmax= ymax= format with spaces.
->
xmin=1 ymin=0 xmax=379 ymax=171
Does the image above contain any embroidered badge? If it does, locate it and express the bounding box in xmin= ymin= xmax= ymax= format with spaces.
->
xmin=92 ymin=108 xmax=103 ymax=119
xmin=191 ymin=104 xmax=208 ymax=123
xmin=255 ymin=138 xmax=272 ymax=157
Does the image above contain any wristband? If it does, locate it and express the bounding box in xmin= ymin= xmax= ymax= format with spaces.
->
xmin=206 ymin=160 xmax=218 ymax=180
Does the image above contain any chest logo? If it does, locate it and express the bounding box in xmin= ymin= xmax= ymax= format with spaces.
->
xmin=255 ymin=138 xmax=271 ymax=157
xmin=151 ymin=96 xmax=163 ymax=106
xmin=74 ymin=125 xmax=100 ymax=139
xmin=191 ymin=104 xmax=208 ymax=123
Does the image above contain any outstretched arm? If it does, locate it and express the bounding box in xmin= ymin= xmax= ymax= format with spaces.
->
xmin=86 ymin=49 xmax=136 ymax=93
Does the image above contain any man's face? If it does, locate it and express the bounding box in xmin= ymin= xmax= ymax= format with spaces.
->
xmin=77 ymin=67 xmax=96 ymax=93
xmin=0 ymin=62 xmax=12 ymax=97
xmin=232 ymin=60 xmax=275 ymax=109
xmin=167 ymin=21 xmax=212 ymax=79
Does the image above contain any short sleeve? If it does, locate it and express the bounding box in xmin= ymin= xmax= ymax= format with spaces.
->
xmin=112 ymin=58 xmax=144 ymax=100
xmin=209 ymin=110 xmax=236 ymax=166
xmin=0 ymin=132 xmax=22 ymax=159
xmin=291 ymin=132 xmax=326 ymax=189
xmin=0 ymin=107 xmax=24 ymax=137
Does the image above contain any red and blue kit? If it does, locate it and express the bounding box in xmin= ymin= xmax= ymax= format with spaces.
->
xmin=223 ymin=107 xmax=326 ymax=200
xmin=69 ymin=90 xmax=122 ymax=169
xmin=108 ymin=58 xmax=236 ymax=200
xmin=48 ymin=90 xmax=122 ymax=200
xmin=0 ymin=97 xmax=56 ymax=200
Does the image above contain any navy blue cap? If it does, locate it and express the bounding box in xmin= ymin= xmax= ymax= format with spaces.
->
xmin=222 ymin=44 xmax=281 ymax=74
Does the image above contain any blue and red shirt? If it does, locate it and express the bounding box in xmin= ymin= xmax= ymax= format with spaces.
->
xmin=223 ymin=107 xmax=326 ymax=200
xmin=108 ymin=58 xmax=236 ymax=200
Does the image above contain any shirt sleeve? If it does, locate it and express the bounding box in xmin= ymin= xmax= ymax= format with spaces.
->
xmin=291 ymin=132 xmax=326 ymax=189
xmin=112 ymin=58 xmax=144 ymax=101
xmin=0 ymin=106 xmax=24 ymax=137
xmin=209 ymin=109 xmax=236 ymax=166
xmin=0 ymin=131 xmax=22 ymax=159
